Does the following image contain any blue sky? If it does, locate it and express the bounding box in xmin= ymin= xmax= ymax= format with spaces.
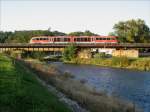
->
xmin=1 ymin=0 xmax=150 ymax=35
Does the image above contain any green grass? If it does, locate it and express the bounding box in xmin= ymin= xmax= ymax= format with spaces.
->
xmin=0 ymin=54 xmax=72 ymax=112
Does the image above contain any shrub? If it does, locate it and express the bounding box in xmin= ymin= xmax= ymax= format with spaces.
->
xmin=111 ymin=56 xmax=130 ymax=67
xmin=93 ymin=52 xmax=106 ymax=59
xmin=63 ymin=44 xmax=77 ymax=61
xmin=130 ymin=58 xmax=150 ymax=71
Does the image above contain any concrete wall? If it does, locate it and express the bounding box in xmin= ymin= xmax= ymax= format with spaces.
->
xmin=92 ymin=48 xmax=116 ymax=54
xmin=112 ymin=50 xmax=139 ymax=58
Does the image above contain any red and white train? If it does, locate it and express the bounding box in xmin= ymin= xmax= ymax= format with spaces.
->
xmin=29 ymin=36 xmax=118 ymax=44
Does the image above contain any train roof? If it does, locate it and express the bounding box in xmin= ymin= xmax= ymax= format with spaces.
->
xmin=32 ymin=36 xmax=117 ymax=38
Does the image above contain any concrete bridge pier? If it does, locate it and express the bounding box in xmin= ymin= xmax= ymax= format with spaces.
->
xmin=112 ymin=49 xmax=139 ymax=58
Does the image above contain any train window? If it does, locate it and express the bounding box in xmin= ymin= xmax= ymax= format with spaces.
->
xmin=74 ymin=38 xmax=77 ymax=41
xmin=84 ymin=38 xmax=87 ymax=41
xmin=87 ymin=38 xmax=90 ymax=41
xmin=107 ymin=38 xmax=110 ymax=40
xmin=54 ymin=38 xmax=57 ymax=41
xmin=36 ymin=38 xmax=39 ymax=40
xmin=96 ymin=38 xmax=102 ymax=40
xmin=32 ymin=38 xmax=36 ymax=40
xmin=110 ymin=38 xmax=115 ymax=40
xmin=57 ymin=38 xmax=60 ymax=41
xmin=103 ymin=38 xmax=106 ymax=40
xmin=77 ymin=38 xmax=80 ymax=41
xmin=64 ymin=38 xmax=66 ymax=41
xmin=64 ymin=38 xmax=70 ymax=42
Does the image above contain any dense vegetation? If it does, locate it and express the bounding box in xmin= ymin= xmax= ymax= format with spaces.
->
xmin=109 ymin=19 xmax=150 ymax=43
xmin=68 ymin=30 xmax=98 ymax=36
xmin=66 ymin=55 xmax=150 ymax=71
xmin=63 ymin=44 xmax=77 ymax=61
xmin=0 ymin=54 xmax=72 ymax=112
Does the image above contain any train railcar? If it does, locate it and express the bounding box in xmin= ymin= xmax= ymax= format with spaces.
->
xmin=94 ymin=36 xmax=118 ymax=43
xmin=29 ymin=36 xmax=118 ymax=44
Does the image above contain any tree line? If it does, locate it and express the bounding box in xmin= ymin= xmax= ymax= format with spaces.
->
xmin=0 ymin=19 xmax=150 ymax=43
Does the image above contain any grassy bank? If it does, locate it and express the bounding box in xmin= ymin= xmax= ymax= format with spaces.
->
xmin=64 ymin=57 xmax=150 ymax=71
xmin=21 ymin=59 xmax=141 ymax=112
xmin=0 ymin=54 xmax=72 ymax=112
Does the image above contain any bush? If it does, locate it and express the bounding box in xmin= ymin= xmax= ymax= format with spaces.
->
xmin=22 ymin=51 xmax=46 ymax=60
xmin=93 ymin=53 xmax=107 ymax=59
xmin=130 ymin=58 xmax=150 ymax=71
xmin=111 ymin=56 xmax=130 ymax=67
xmin=63 ymin=44 xmax=77 ymax=61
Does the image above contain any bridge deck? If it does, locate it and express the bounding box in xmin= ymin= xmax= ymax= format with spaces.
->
xmin=0 ymin=43 xmax=150 ymax=48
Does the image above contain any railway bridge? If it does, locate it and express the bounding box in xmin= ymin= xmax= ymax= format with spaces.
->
xmin=0 ymin=43 xmax=150 ymax=50
xmin=0 ymin=43 xmax=150 ymax=58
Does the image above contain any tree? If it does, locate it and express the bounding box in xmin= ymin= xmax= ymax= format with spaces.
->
xmin=113 ymin=19 xmax=150 ymax=43
xmin=4 ymin=30 xmax=66 ymax=43
xmin=108 ymin=32 xmax=116 ymax=36
xmin=63 ymin=44 xmax=77 ymax=61
xmin=68 ymin=30 xmax=98 ymax=36
xmin=0 ymin=31 xmax=12 ymax=43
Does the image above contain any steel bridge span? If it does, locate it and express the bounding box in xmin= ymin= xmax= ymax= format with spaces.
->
xmin=0 ymin=43 xmax=150 ymax=50
xmin=0 ymin=43 xmax=149 ymax=58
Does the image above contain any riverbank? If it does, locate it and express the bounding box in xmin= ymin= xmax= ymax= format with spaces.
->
xmin=20 ymin=59 xmax=141 ymax=112
xmin=64 ymin=57 xmax=150 ymax=71
xmin=0 ymin=54 xmax=72 ymax=112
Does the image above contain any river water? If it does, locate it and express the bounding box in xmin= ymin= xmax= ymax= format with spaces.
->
xmin=50 ymin=62 xmax=150 ymax=112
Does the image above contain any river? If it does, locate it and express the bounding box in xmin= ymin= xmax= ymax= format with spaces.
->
xmin=49 ymin=62 xmax=150 ymax=112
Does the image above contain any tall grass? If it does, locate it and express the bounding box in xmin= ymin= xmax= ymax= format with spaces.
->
xmin=66 ymin=56 xmax=150 ymax=71
xmin=111 ymin=56 xmax=131 ymax=67
xmin=0 ymin=54 xmax=72 ymax=112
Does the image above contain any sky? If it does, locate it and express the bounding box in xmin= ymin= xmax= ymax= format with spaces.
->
xmin=0 ymin=0 xmax=150 ymax=35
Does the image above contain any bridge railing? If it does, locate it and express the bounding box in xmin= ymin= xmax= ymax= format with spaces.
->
xmin=0 ymin=43 xmax=150 ymax=48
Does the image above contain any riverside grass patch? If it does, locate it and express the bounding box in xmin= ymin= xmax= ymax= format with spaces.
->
xmin=69 ymin=57 xmax=150 ymax=71
xmin=0 ymin=54 xmax=72 ymax=112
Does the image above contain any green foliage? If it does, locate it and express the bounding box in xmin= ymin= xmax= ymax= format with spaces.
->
xmin=0 ymin=31 xmax=12 ymax=43
xmin=130 ymin=58 xmax=150 ymax=71
xmin=108 ymin=32 xmax=116 ymax=36
xmin=22 ymin=51 xmax=46 ymax=60
xmin=63 ymin=44 xmax=77 ymax=61
xmin=113 ymin=19 xmax=150 ymax=43
xmin=2 ymin=30 xmax=66 ymax=43
xmin=68 ymin=30 xmax=98 ymax=36
xmin=93 ymin=53 xmax=107 ymax=59
xmin=111 ymin=57 xmax=130 ymax=67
